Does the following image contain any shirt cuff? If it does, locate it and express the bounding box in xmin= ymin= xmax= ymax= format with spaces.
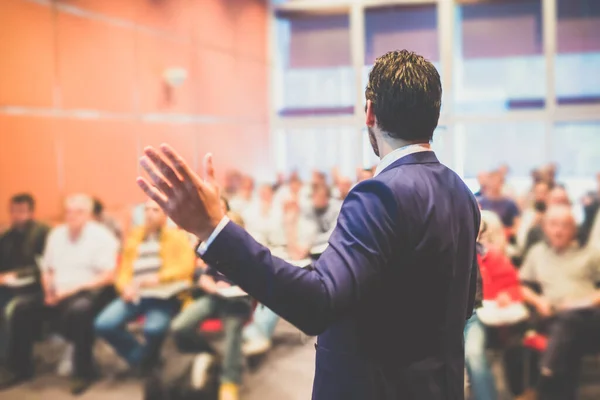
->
xmin=196 ymin=216 xmax=230 ymax=256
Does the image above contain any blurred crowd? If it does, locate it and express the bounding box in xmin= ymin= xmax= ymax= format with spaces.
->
xmin=467 ymin=164 xmax=600 ymax=400
xmin=1 ymin=161 xmax=600 ymax=400
xmin=0 ymin=166 xmax=375 ymax=399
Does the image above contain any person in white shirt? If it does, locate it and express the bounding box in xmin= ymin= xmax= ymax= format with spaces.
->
xmin=228 ymin=175 xmax=255 ymax=215
xmin=242 ymin=183 xmax=279 ymax=245
xmin=242 ymin=196 xmax=318 ymax=358
xmin=41 ymin=194 xmax=119 ymax=395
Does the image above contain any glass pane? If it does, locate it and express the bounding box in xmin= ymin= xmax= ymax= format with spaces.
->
xmin=454 ymin=0 xmax=545 ymax=114
xmin=551 ymin=122 xmax=600 ymax=177
xmin=363 ymin=5 xmax=441 ymax=109
xmin=274 ymin=14 xmax=355 ymax=116
xmin=280 ymin=127 xmax=361 ymax=180
xmin=556 ymin=0 xmax=600 ymax=105
xmin=460 ymin=122 xmax=546 ymax=178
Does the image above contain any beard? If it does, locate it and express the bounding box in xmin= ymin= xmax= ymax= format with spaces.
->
xmin=367 ymin=126 xmax=380 ymax=157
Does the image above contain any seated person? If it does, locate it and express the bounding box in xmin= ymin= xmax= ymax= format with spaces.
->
xmin=242 ymin=197 xmax=318 ymax=356
xmin=42 ymin=194 xmax=119 ymax=395
xmin=464 ymin=212 xmax=525 ymax=400
xmin=171 ymin=212 xmax=252 ymax=400
xmin=0 ymin=193 xmax=50 ymax=388
xmin=304 ymin=183 xmax=341 ymax=250
xmin=242 ymin=183 xmax=279 ymax=245
xmin=520 ymin=205 xmax=600 ymax=400
xmin=92 ymin=197 xmax=123 ymax=241
xmin=95 ymin=199 xmax=195 ymax=374
xmin=478 ymin=170 xmax=521 ymax=241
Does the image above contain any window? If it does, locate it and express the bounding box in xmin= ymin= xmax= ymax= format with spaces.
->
xmin=551 ymin=122 xmax=600 ymax=177
xmin=459 ymin=122 xmax=546 ymax=178
xmin=454 ymin=0 xmax=545 ymax=114
xmin=277 ymin=126 xmax=361 ymax=179
xmin=555 ymin=0 xmax=600 ymax=105
xmin=275 ymin=13 xmax=355 ymax=116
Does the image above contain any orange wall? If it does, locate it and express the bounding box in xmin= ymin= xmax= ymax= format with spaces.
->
xmin=0 ymin=0 xmax=270 ymax=226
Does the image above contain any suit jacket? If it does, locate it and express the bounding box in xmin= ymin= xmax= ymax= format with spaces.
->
xmin=202 ymin=152 xmax=481 ymax=400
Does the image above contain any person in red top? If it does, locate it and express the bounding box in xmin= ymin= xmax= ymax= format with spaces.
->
xmin=465 ymin=213 xmax=530 ymax=400
xmin=478 ymin=244 xmax=523 ymax=305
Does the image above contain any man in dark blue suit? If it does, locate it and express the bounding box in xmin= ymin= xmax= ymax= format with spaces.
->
xmin=138 ymin=50 xmax=481 ymax=399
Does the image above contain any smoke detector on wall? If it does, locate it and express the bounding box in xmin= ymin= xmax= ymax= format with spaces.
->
xmin=163 ymin=67 xmax=188 ymax=88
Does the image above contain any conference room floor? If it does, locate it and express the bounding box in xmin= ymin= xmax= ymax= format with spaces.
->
xmin=4 ymin=320 xmax=600 ymax=400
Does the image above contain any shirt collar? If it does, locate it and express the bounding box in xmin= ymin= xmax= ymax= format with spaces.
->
xmin=374 ymin=143 xmax=433 ymax=177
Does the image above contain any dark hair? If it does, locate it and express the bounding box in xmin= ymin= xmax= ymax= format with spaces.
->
xmin=365 ymin=50 xmax=442 ymax=142
xmin=534 ymin=201 xmax=547 ymax=213
xmin=10 ymin=193 xmax=35 ymax=211
xmin=93 ymin=198 xmax=104 ymax=217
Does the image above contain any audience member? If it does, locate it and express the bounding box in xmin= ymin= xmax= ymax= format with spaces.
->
xmin=305 ymin=184 xmax=340 ymax=249
xmin=229 ymin=175 xmax=255 ymax=215
xmin=94 ymin=199 xmax=195 ymax=375
xmin=171 ymin=212 xmax=251 ymax=400
xmin=478 ymin=210 xmax=508 ymax=254
xmin=478 ymin=171 xmax=521 ymax=238
xmin=41 ymin=194 xmax=119 ymax=394
xmin=520 ymin=205 xmax=600 ymax=400
xmin=242 ymin=183 xmax=278 ymax=245
xmin=356 ymin=167 xmax=374 ymax=183
xmin=474 ymin=171 xmax=489 ymax=198
xmin=517 ymin=181 xmax=550 ymax=250
xmin=580 ymin=173 xmax=600 ymax=247
xmin=334 ymin=176 xmax=352 ymax=201
xmin=547 ymin=185 xmax=570 ymax=206
xmin=267 ymin=197 xmax=316 ymax=261
xmin=520 ymin=200 xmax=548 ymax=261
xmin=0 ymin=194 xmax=50 ymax=389
xmin=92 ymin=197 xmax=122 ymax=241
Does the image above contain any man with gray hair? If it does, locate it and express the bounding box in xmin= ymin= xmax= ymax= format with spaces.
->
xmin=520 ymin=204 xmax=600 ymax=400
xmin=40 ymin=194 xmax=118 ymax=394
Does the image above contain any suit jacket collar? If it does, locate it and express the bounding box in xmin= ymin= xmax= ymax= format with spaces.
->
xmin=378 ymin=150 xmax=440 ymax=175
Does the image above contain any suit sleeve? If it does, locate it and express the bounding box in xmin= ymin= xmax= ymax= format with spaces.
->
xmin=201 ymin=180 xmax=399 ymax=336
xmin=466 ymin=252 xmax=481 ymax=320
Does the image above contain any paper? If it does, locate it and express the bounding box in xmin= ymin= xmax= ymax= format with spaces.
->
xmin=3 ymin=275 xmax=35 ymax=288
xmin=477 ymin=301 xmax=529 ymax=326
xmin=216 ymin=286 xmax=248 ymax=298
xmin=139 ymin=281 xmax=192 ymax=299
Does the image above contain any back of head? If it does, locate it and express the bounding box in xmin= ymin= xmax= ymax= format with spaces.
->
xmin=365 ymin=50 xmax=442 ymax=142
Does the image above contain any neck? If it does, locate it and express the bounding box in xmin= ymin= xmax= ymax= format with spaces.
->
xmin=69 ymin=226 xmax=83 ymax=241
xmin=378 ymin=135 xmax=430 ymax=160
xmin=486 ymin=189 xmax=502 ymax=199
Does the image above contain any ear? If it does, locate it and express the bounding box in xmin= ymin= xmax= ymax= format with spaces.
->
xmin=365 ymin=100 xmax=376 ymax=128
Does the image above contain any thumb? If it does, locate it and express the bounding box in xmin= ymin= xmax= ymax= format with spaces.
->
xmin=203 ymin=153 xmax=220 ymax=193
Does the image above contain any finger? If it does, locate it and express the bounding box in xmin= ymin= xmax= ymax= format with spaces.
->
xmin=159 ymin=143 xmax=196 ymax=184
xmin=143 ymin=146 xmax=181 ymax=187
xmin=203 ymin=153 xmax=216 ymax=185
xmin=136 ymin=177 xmax=168 ymax=208
xmin=140 ymin=156 xmax=175 ymax=197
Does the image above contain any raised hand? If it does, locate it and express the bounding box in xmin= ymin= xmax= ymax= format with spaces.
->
xmin=137 ymin=144 xmax=225 ymax=241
